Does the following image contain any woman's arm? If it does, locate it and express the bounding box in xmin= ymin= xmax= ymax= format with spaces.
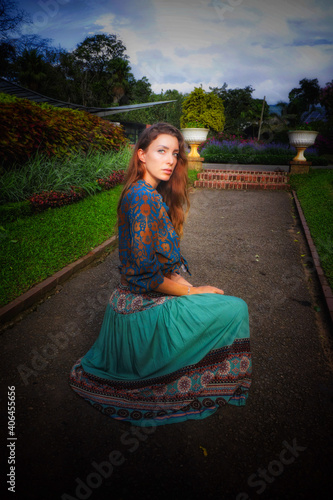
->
xmin=169 ymin=272 xmax=193 ymax=287
xmin=155 ymin=276 xmax=224 ymax=296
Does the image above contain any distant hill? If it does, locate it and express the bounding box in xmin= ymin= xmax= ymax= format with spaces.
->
xmin=268 ymin=104 xmax=282 ymax=116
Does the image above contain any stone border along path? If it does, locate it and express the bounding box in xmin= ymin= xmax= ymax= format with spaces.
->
xmin=1 ymin=171 xmax=332 ymax=330
xmin=292 ymin=191 xmax=333 ymax=324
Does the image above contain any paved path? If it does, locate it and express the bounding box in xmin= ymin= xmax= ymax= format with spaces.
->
xmin=1 ymin=189 xmax=332 ymax=500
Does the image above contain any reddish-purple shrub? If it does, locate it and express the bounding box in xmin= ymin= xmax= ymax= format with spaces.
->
xmin=96 ymin=171 xmax=125 ymax=190
xmin=29 ymin=187 xmax=86 ymax=211
xmin=28 ymin=171 xmax=125 ymax=211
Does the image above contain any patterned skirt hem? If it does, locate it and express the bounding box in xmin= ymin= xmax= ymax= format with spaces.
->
xmin=69 ymin=340 xmax=251 ymax=427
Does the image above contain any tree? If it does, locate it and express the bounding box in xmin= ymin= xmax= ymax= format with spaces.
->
xmin=12 ymin=34 xmax=54 ymax=58
xmin=108 ymin=57 xmax=133 ymax=104
xmin=319 ymin=80 xmax=333 ymax=117
xmin=180 ymin=87 xmax=225 ymax=132
xmin=0 ymin=40 xmax=16 ymax=77
xmin=130 ymin=76 xmax=152 ymax=104
xmin=72 ymin=34 xmax=129 ymax=106
xmin=17 ymin=48 xmax=47 ymax=92
xmin=287 ymin=78 xmax=321 ymax=116
xmin=242 ymin=98 xmax=269 ymax=138
xmin=210 ymin=84 xmax=255 ymax=134
xmin=0 ymin=0 xmax=31 ymax=78
xmin=0 ymin=0 xmax=30 ymax=41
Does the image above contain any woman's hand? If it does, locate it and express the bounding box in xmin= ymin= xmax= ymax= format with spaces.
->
xmin=189 ymin=286 xmax=224 ymax=295
xmin=155 ymin=278 xmax=223 ymax=297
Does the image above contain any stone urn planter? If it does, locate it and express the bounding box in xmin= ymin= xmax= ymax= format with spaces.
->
xmin=288 ymin=130 xmax=318 ymax=162
xmin=181 ymin=128 xmax=209 ymax=158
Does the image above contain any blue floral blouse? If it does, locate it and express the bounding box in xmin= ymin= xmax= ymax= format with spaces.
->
xmin=118 ymin=180 xmax=189 ymax=292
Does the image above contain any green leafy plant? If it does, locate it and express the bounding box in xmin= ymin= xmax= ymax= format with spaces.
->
xmin=0 ymin=93 xmax=128 ymax=168
xmin=183 ymin=120 xmax=206 ymax=128
xmin=180 ymin=87 xmax=225 ymax=132
xmin=0 ymin=148 xmax=131 ymax=204
xmin=290 ymin=122 xmax=319 ymax=131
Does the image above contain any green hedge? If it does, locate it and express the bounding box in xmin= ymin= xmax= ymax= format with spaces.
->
xmin=202 ymin=152 xmax=328 ymax=166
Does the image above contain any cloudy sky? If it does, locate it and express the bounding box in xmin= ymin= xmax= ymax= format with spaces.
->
xmin=18 ymin=0 xmax=333 ymax=104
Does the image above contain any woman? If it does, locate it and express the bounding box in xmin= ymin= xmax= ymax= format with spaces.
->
xmin=69 ymin=122 xmax=251 ymax=426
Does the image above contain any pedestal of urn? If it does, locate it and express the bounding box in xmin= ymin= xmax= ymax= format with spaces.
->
xmin=288 ymin=130 xmax=318 ymax=174
xmin=181 ymin=128 xmax=209 ymax=163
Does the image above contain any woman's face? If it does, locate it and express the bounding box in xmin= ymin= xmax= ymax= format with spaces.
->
xmin=138 ymin=133 xmax=179 ymax=189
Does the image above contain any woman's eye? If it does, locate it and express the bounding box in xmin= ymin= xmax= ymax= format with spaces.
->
xmin=158 ymin=149 xmax=165 ymax=154
xmin=173 ymin=152 xmax=179 ymax=157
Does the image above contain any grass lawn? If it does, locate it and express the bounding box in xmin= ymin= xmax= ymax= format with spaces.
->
xmin=0 ymin=170 xmax=199 ymax=307
xmin=290 ymin=169 xmax=333 ymax=290
xmin=187 ymin=168 xmax=199 ymax=185
xmin=0 ymin=185 xmax=122 ymax=307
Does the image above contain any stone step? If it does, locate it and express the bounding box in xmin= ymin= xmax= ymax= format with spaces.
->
xmin=193 ymin=180 xmax=289 ymax=190
xmin=194 ymin=169 xmax=290 ymax=190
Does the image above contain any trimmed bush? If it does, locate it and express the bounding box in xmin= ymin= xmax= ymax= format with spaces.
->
xmin=180 ymin=87 xmax=225 ymax=132
xmin=200 ymin=134 xmax=328 ymax=165
xmin=202 ymin=152 xmax=328 ymax=166
xmin=0 ymin=93 xmax=127 ymax=168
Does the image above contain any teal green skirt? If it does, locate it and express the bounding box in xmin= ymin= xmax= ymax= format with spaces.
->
xmin=69 ymin=285 xmax=251 ymax=426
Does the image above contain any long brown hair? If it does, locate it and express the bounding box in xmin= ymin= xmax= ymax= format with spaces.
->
xmin=117 ymin=122 xmax=190 ymax=236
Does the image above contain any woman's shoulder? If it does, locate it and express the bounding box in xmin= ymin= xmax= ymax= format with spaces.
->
xmin=124 ymin=180 xmax=162 ymax=206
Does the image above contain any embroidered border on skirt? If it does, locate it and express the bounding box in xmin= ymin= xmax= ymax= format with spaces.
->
xmin=69 ymin=339 xmax=252 ymax=426
xmin=109 ymin=284 xmax=175 ymax=315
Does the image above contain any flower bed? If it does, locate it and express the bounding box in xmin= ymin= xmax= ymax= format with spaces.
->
xmin=28 ymin=171 xmax=125 ymax=211
xmin=200 ymin=134 xmax=328 ymax=166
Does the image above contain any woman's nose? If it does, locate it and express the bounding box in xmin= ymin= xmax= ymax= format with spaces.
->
xmin=167 ymin=153 xmax=176 ymax=164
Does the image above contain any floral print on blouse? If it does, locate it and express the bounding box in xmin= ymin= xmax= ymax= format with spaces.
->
xmin=118 ymin=180 xmax=189 ymax=293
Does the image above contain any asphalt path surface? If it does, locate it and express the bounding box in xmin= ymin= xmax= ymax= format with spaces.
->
xmin=1 ymin=188 xmax=333 ymax=500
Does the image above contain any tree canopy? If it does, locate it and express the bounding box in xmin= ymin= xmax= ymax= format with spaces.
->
xmin=0 ymin=0 xmax=30 ymax=40
xmin=0 ymin=15 xmax=330 ymax=142
xmin=180 ymin=87 xmax=225 ymax=132
xmin=288 ymin=78 xmax=321 ymax=115
xmin=210 ymin=84 xmax=268 ymax=135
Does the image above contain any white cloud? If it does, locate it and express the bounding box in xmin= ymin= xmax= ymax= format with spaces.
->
xmin=21 ymin=0 xmax=333 ymax=103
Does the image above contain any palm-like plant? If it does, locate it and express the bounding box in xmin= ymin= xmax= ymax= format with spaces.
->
xmin=17 ymin=48 xmax=47 ymax=92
